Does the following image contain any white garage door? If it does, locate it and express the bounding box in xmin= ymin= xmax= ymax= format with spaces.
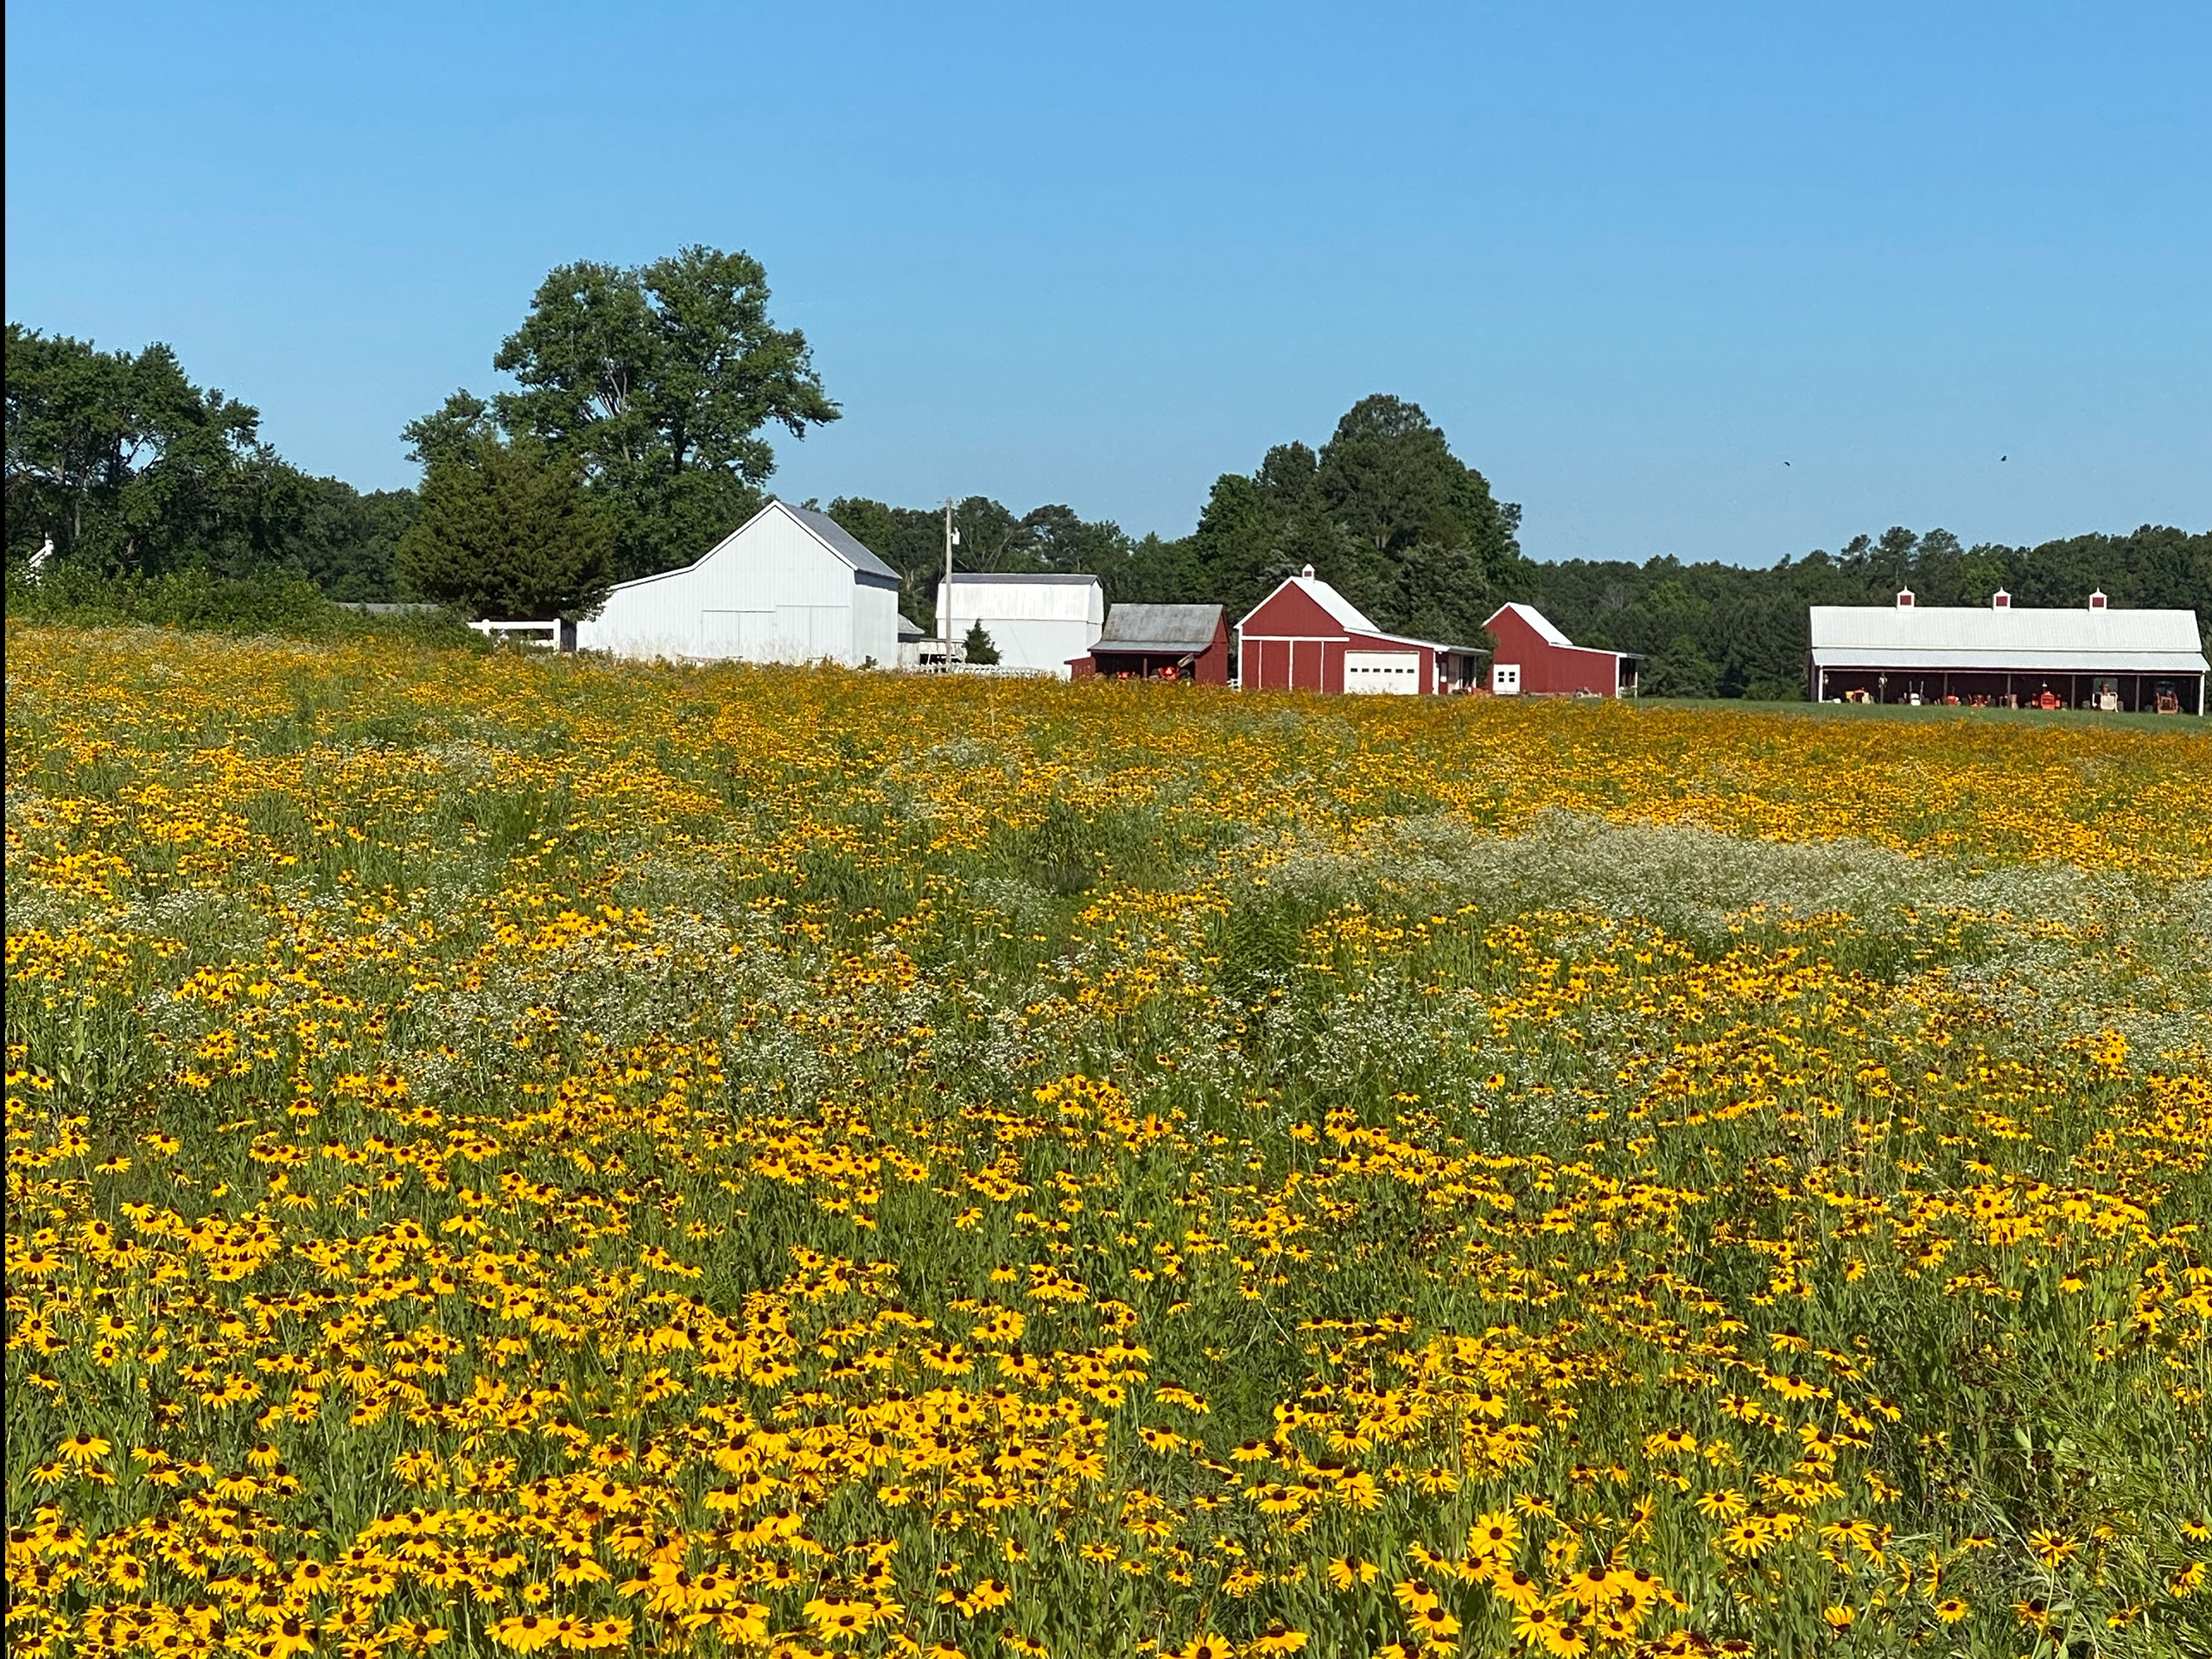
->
xmin=1344 ymin=650 xmax=1422 ymax=695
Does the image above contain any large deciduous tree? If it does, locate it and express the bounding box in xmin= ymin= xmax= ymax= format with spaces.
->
xmin=7 ymin=324 xmax=267 ymax=574
xmin=397 ymin=436 xmax=613 ymax=620
xmin=399 ymin=391 xmax=499 ymax=473
xmin=416 ymin=246 xmax=839 ymax=582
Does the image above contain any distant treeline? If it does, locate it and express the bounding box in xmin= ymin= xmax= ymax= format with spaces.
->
xmin=9 ymin=288 xmax=2206 ymax=694
xmin=834 ymin=416 xmax=2211 ymax=698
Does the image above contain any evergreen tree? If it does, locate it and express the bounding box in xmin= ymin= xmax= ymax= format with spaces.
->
xmin=962 ymin=622 xmax=1001 ymax=664
xmin=397 ymin=437 xmax=613 ymax=620
xmin=1644 ymin=634 xmax=1722 ymax=698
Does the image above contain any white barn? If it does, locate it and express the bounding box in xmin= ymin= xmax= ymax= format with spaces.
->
xmin=935 ymin=573 xmax=1105 ymax=678
xmin=1808 ymin=589 xmax=2207 ymax=713
xmin=576 ymin=500 xmax=903 ymax=666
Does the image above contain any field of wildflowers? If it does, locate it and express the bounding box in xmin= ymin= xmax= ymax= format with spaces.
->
xmin=8 ymin=623 xmax=2211 ymax=1659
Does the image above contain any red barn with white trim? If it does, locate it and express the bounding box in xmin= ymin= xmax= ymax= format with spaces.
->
xmin=1483 ymin=603 xmax=1639 ymax=697
xmin=1236 ymin=566 xmax=1484 ymax=694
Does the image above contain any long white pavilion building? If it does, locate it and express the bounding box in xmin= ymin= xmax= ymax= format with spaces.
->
xmin=1807 ymin=589 xmax=2206 ymax=712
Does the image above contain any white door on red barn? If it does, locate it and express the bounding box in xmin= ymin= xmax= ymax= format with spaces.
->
xmin=1491 ymin=664 xmax=1522 ymax=695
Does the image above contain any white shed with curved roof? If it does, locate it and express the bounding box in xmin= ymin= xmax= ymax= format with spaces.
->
xmin=577 ymin=500 xmax=902 ymax=667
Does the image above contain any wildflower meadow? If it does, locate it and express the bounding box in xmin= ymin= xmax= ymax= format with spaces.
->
xmin=7 ymin=624 xmax=2210 ymax=1659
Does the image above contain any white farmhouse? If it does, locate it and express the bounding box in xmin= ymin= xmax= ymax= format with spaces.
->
xmin=576 ymin=500 xmax=903 ymax=666
xmin=934 ymin=573 xmax=1105 ymax=678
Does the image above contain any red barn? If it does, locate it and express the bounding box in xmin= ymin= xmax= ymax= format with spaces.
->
xmin=1236 ymin=566 xmax=1484 ymax=694
xmin=1072 ymin=604 xmax=1231 ymax=683
xmin=1483 ymin=603 xmax=1639 ymax=697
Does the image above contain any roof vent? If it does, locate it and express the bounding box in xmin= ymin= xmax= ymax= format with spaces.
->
xmin=1896 ymin=588 xmax=1915 ymax=609
xmin=2088 ymin=589 xmax=2108 ymax=610
xmin=1300 ymin=563 xmax=1316 ymax=581
xmin=1992 ymin=589 xmax=2012 ymax=610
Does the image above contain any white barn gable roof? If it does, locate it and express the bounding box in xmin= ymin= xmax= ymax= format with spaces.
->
xmin=1490 ymin=601 xmax=1576 ymax=648
xmin=596 ymin=499 xmax=901 ymax=594
xmin=1809 ymin=604 xmax=2201 ymax=652
xmin=1287 ymin=574 xmax=1380 ymax=634
xmin=1238 ymin=573 xmax=1480 ymax=657
xmin=1238 ymin=573 xmax=1380 ymax=635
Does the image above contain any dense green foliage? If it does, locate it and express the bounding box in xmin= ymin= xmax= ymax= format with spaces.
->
xmin=397 ymin=436 xmax=615 ymax=620
xmin=1160 ymin=394 xmax=1527 ymax=646
xmin=413 ymin=246 xmax=839 ymax=584
xmin=831 ymin=397 xmax=1524 ymax=644
xmin=7 ymin=241 xmax=829 ymax=616
xmin=280 ymin=477 xmax=422 ymax=601
xmin=3 ymin=323 xmax=416 ymax=594
xmin=0 ymin=563 xmax=477 ymax=645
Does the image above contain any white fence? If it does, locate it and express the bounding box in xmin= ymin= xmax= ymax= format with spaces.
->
xmin=470 ymin=619 xmax=577 ymax=652
xmin=905 ymin=661 xmax=1054 ymax=679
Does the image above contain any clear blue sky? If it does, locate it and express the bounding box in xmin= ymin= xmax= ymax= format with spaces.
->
xmin=8 ymin=2 xmax=2209 ymax=564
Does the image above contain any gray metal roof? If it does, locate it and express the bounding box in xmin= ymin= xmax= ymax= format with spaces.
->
xmin=784 ymin=503 xmax=904 ymax=583
xmin=896 ymin=613 xmax=926 ymax=640
xmin=1094 ymin=604 xmax=1224 ymax=652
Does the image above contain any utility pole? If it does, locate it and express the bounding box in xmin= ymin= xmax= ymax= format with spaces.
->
xmin=941 ymin=499 xmax=957 ymax=668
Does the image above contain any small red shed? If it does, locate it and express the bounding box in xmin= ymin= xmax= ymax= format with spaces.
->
xmin=1073 ymin=604 xmax=1230 ymax=683
xmin=1483 ymin=603 xmax=1639 ymax=697
xmin=1236 ymin=566 xmax=1484 ymax=695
